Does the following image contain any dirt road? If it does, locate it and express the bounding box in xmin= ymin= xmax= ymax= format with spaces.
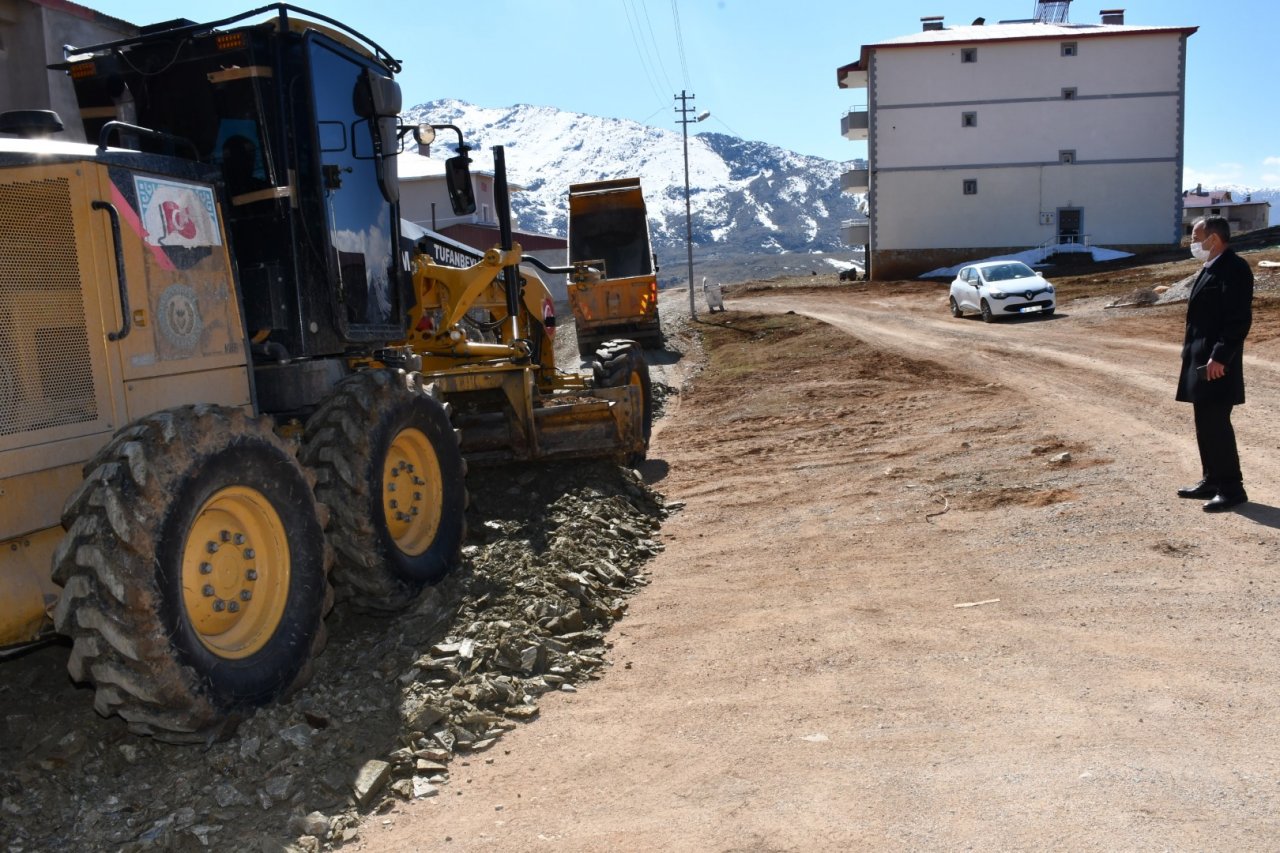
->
xmin=374 ymin=277 xmax=1280 ymax=851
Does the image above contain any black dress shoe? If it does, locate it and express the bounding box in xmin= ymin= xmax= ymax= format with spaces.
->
xmin=1177 ymin=480 xmax=1216 ymax=499
xmin=1203 ymin=492 xmax=1248 ymax=513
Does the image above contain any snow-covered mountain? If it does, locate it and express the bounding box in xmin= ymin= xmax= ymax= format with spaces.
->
xmin=402 ymin=99 xmax=866 ymax=272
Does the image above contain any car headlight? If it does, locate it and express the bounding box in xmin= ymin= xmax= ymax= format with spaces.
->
xmin=988 ymin=289 xmax=1007 ymax=298
xmin=1047 ymin=285 xmax=1055 ymax=292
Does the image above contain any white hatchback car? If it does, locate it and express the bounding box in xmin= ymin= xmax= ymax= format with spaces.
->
xmin=949 ymin=261 xmax=1056 ymax=322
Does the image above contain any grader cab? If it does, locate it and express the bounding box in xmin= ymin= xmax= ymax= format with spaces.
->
xmin=0 ymin=5 xmax=650 ymax=741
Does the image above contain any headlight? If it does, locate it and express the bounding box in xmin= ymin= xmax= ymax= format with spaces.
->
xmin=1047 ymin=285 xmax=1055 ymax=292
xmin=988 ymin=289 xmax=1007 ymax=298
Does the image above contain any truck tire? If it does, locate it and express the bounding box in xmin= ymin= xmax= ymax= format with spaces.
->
xmin=593 ymin=339 xmax=653 ymax=463
xmin=302 ymin=370 xmax=466 ymax=612
xmin=51 ymin=406 xmax=332 ymax=743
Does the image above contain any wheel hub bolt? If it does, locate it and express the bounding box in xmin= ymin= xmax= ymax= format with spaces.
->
xmin=199 ymin=562 xmax=213 ymax=575
xmin=227 ymin=601 xmax=240 ymax=613
xmin=206 ymin=541 xmax=219 ymax=554
xmin=387 ymin=482 xmax=397 ymax=492
xmin=389 ymin=499 xmax=398 ymax=509
xmin=243 ymin=548 xmax=255 ymax=559
xmin=213 ymin=599 xmax=226 ymax=612
xmin=202 ymin=584 xmax=215 ymax=597
xmin=414 ymin=492 xmax=422 ymax=501
xmin=246 ymin=569 xmax=258 ymax=581
xmin=234 ymin=533 xmax=246 ymax=545
xmin=240 ymin=590 xmax=252 ymax=601
xmin=220 ymin=530 xmax=231 ymax=542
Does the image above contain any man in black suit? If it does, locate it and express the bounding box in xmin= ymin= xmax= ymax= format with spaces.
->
xmin=1175 ymin=215 xmax=1254 ymax=512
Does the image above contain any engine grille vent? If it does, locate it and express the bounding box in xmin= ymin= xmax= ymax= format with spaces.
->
xmin=0 ymin=177 xmax=99 ymax=437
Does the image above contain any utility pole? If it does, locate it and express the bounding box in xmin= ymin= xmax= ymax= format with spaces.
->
xmin=676 ymin=90 xmax=708 ymax=321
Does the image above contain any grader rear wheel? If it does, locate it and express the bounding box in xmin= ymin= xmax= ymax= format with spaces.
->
xmin=51 ymin=406 xmax=332 ymax=742
xmin=593 ymin=339 xmax=653 ymax=463
xmin=302 ymin=370 xmax=466 ymax=612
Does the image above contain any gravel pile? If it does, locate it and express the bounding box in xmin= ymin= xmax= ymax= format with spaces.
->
xmin=1 ymin=460 xmax=675 ymax=852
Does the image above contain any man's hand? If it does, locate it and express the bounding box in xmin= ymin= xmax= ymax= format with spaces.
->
xmin=1206 ymin=359 xmax=1227 ymax=381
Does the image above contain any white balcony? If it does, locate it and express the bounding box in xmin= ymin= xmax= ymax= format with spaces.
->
xmin=841 ymin=167 xmax=869 ymax=192
xmin=841 ymin=108 xmax=868 ymax=141
xmin=838 ymin=65 xmax=867 ymax=89
xmin=841 ymin=221 xmax=870 ymax=245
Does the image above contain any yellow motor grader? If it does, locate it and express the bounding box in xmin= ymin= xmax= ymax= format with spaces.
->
xmin=0 ymin=5 xmax=651 ymax=742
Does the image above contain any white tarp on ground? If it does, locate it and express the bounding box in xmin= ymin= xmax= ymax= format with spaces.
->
xmin=919 ymin=245 xmax=1133 ymax=280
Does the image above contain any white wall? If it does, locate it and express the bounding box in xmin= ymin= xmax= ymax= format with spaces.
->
xmin=399 ymin=172 xmax=500 ymax=232
xmin=875 ymin=96 xmax=1179 ymax=168
xmin=874 ymin=34 xmax=1183 ymax=107
xmin=875 ymin=162 xmax=1180 ymax=249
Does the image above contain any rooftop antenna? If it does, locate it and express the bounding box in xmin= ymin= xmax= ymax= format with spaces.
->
xmin=1033 ymin=0 xmax=1071 ymax=22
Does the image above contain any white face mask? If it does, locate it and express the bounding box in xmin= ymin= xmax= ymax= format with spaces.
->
xmin=1190 ymin=241 xmax=1210 ymax=262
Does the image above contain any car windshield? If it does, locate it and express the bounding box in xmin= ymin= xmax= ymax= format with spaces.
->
xmin=984 ymin=263 xmax=1036 ymax=282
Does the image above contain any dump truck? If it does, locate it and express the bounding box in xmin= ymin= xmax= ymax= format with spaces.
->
xmin=567 ymin=178 xmax=662 ymax=356
xmin=0 ymin=4 xmax=650 ymax=742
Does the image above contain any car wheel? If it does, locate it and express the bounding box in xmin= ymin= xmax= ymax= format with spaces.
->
xmin=980 ymin=300 xmax=995 ymax=323
xmin=949 ymin=296 xmax=962 ymax=318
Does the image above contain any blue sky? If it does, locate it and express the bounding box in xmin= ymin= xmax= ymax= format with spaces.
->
xmin=85 ymin=0 xmax=1279 ymax=188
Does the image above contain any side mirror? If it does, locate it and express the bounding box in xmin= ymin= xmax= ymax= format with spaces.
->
xmin=352 ymin=69 xmax=402 ymax=204
xmin=446 ymin=153 xmax=475 ymax=215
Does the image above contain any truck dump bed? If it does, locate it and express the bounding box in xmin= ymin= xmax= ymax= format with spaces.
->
xmin=567 ymin=178 xmax=661 ymax=356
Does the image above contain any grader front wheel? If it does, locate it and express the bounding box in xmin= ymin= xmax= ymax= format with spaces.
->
xmin=302 ymin=370 xmax=466 ymax=612
xmin=51 ymin=406 xmax=332 ymax=742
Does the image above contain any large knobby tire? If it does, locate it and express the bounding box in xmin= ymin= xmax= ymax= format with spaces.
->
xmin=593 ymin=339 xmax=653 ymax=464
xmin=301 ymin=370 xmax=466 ymax=612
xmin=51 ymin=406 xmax=332 ymax=743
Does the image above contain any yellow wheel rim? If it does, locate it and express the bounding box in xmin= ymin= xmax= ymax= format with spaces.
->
xmin=383 ymin=427 xmax=444 ymax=557
xmin=181 ymin=486 xmax=290 ymax=659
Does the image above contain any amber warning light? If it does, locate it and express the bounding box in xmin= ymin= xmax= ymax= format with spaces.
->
xmin=216 ymin=32 xmax=246 ymax=51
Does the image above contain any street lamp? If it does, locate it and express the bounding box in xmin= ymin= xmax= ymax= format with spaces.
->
xmin=677 ymin=91 xmax=709 ymax=320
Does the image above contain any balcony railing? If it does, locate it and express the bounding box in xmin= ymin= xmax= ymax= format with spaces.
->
xmin=841 ymin=167 xmax=869 ymax=192
xmin=1036 ymin=234 xmax=1091 ymax=262
xmin=841 ymin=108 xmax=868 ymax=141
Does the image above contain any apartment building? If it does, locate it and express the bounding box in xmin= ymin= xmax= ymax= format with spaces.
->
xmin=836 ymin=5 xmax=1196 ymax=279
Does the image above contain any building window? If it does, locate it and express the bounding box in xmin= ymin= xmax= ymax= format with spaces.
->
xmin=1059 ymin=150 xmax=1076 ymax=164
xmin=963 ymin=179 xmax=978 ymax=195
xmin=1061 ymin=42 xmax=1077 ymax=57
xmin=961 ymin=48 xmax=977 ymax=63
xmin=962 ymin=111 xmax=977 ymax=128
xmin=1062 ymin=87 xmax=1077 ymax=100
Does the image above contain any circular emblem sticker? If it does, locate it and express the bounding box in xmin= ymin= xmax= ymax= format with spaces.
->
xmin=158 ymin=284 xmax=203 ymax=350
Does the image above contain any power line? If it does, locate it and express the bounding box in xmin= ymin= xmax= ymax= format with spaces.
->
xmin=636 ymin=0 xmax=676 ymax=95
xmin=669 ymin=0 xmax=691 ymax=88
xmin=620 ymin=0 xmax=670 ymax=110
